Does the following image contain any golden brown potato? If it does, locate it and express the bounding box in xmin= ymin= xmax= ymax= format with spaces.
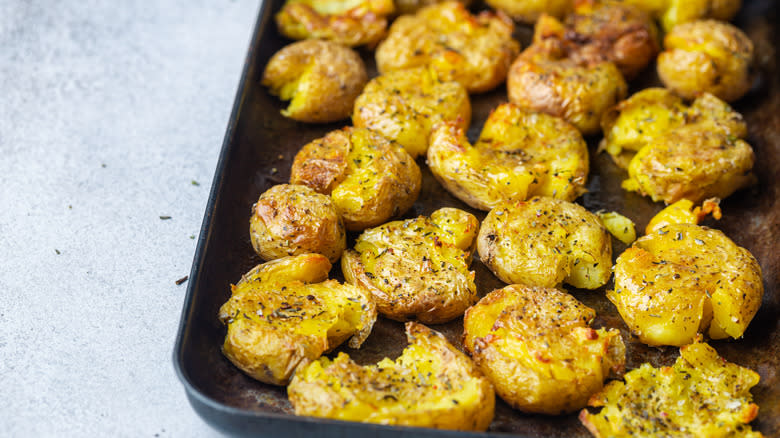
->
xmin=507 ymin=15 xmax=628 ymax=135
xmin=375 ymin=2 xmax=520 ymax=93
xmin=617 ymin=0 xmax=742 ymax=32
xmin=463 ymin=284 xmax=625 ymax=414
xmin=487 ymin=0 xmax=573 ymax=23
xmin=427 ymin=103 xmax=588 ymax=211
xmin=658 ymin=19 xmax=754 ymax=102
xmin=261 ymin=40 xmax=368 ymax=123
xmin=478 ymin=197 xmax=612 ymax=289
xmin=288 ymin=322 xmax=495 ymax=430
xmin=290 ymin=127 xmax=421 ymax=231
xmin=581 ymin=341 xmax=762 ymax=437
xmin=275 ymin=0 xmax=395 ymax=47
xmin=249 ymin=184 xmax=346 ymax=263
xmin=218 ymin=254 xmax=377 ymax=385
xmin=353 ymin=66 xmax=471 ymax=158
xmin=644 ymin=197 xmax=721 ymax=234
xmin=609 ymin=223 xmax=763 ymax=346
xmin=342 ymin=208 xmax=479 ymax=324
xmin=394 ymin=0 xmax=472 ymax=15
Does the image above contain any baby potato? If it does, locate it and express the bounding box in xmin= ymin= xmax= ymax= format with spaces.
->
xmin=353 ymin=66 xmax=471 ymax=158
xmin=427 ymin=103 xmax=588 ymax=211
xmin=487 ymin=0 xmax=573 ymax=24
xmin=617 ymin=0 xmax=742 ymax=32
xmin=580 ymin=341 xmax=761 ymax=437
xmin=342 ymin=208 xmax=479 ymax=324
xmin=508 ymin=15 xmax=628 ymax=135
xmin=218 ymin=254 xmax=377 ymax=385
xmin=262 ymin=40 xmax=368 ymax=123
xmin=288 ymin=322 xmax=495 ymax=430
xmin=249 ymin=184 xmax=346 ymax=263
xmin=290 ymin=127 xmax=421 ymax=231
xmin=609 ymin=223 xmax=763 ymax=347
xmin=275 ymin=0 xmax=395 ymax=47
xmin=463 ymin=284 xmax=625 ymax=414
xmin=478 ymin=197 xmax=613 ymax=289
xmin=658 ymin=19 xmax=754 ymax=102
xmin=375 ymin=1 xmax=520 ymax=93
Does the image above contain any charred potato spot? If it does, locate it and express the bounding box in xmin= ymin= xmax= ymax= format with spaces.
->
xmin=290 ymin=127 xmax=421 ymax=231
xmin=375 ymin=1 xmax=520 ymax=93
xmin=463 ymin=284 xmax=625 ymax=414
xmin=580 ymin=341 xmax=761 ymax=437
xmin=478 ymin=197 xmax=612 ymax=289
xmin=609 ymin=223 xmax=763 ymax=346
xmin=353 ymin=66 xmax=471 ymax=158
xmin=658 ymin=19 xmax=754 ymax=102
xmin=341 ymin=208 xmax=479 ymax=324
xmin=288 ymin=322 xmax=495 ymax=430
xmin=487 ymin=0 xmax=573 ymax=24
xmin=275 ymin=0 xmax=395 ymax=47
xmin=249 ymin=184 xmax=346 ymax=263
xmin=427 ymin=103 xmax=588 ymax=211
xmin=218 ymin=254 xmax=377 ymax=385
xmin=262 ymin=40 xmax=368 ymax=123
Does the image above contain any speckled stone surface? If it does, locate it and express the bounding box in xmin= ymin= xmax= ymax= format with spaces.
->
xmin=0 ymin=1 xmax=258 ymax=436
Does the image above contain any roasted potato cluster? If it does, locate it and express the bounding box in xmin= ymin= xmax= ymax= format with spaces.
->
xmin=427 ymin=103 xmax=588 ymax=210
xmin=353 ymin=66 xmax=471 ymax=158
xmin=463 ymin=284 xmax=625 ymax=414
xmin=288 ymin=322 xmax=495 ymax=430
xmin=610 ymin=223 xmax=763 ymax=346
xmin=375 ymin=1 xmax=520 ymax=93
xmin=658 ymin=19 xmax=754 ymax=102
xmin=618 ymin=0 xmax=742 ymax=32
xmin=262 ymin=40 xmax=368 ymax=123
xmin=275 ymin=0 xmax=395 ymax=47
xmin=249 ymin=184 xmax=346 ymax=263
xmin=487 ymin=0 xmax=573 ymax=23
xmin=581 ymin=341 xmax=761 ymax=437
xmin=342 ymin=208 xmax=479 ymax=324
xmin=218 ymin=254 xmax=377 ymax=385
xmin=478 ymin=197 xmax=612 ymax=289
xmin=601 ymin=88 xmax=755 ymax=203
xmin=290 ymin=127 xmax=421 ymax=230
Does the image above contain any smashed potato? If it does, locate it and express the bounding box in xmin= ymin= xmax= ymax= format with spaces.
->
xmin=342 ymin=208 xmax=479 ymax=324
xmin=353 ymin=66 xmax=471 ymax=158
xmin=487 ymin=0 xmax=573 ymax=24
xmin=218 ymin=254 xmax=377 ymax=385
xmin=464 ymin=284 xmax=625 ymax=414
xmin=275 ymin=0 xmax=395 ymax=47
xmin=508 ymin=15 xmax=628 ymax=135
xmin=290 ymin=127 xmax=421 ymax=231
xmin=610 ymin=223 xmax=763 ymax=346
xmin=427 ymin=103 xmax=588 ymax=211
xmin=581 ymin=341 xmax=762 ymax=437
xmin=394 ymin=0 xmax=472 ymax=15
xmin=658 ymin=19 xmax=754 ymax=102
xmin=262 ymin=40 xmax=368 ymax=123
xmin=289 ymin=322 xmax=495 ymax=430
xmin=645 ymin=197 xmax=721 ymax=234
xmin=618 ymin=0 xmax=742 ymax=32
xmin=249 ymin=184 xmax=346 ymax=263
xmin=478 ymin=197 xmax=612 ymax=289
xmin=375 ymin=2 xmax=520 ymax=93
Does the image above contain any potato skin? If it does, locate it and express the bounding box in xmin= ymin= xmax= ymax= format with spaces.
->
xmin=290 ymin=127 xmax=421 ymax=230
xmin=353 ymin=66 xmax=471 ymax=158
xmin=581 ymin=341 xmax=762 ymax=437
xmin=261 ymin=40 xmax=368 ymax=123
xmin=427 ymin=103 xmax=588 ymax=211
xmin=275 ymin=0 xmax=395 ymax=47
xmin=658 ymin=19 xmax=754 ymax=103
xmin=342 ymin=208 xmax=479 ymax=324
xmin=609 ymin=223 xmax=763 ymax=347
xmin=218 ymin=254 xmax=377 ymax=385
xmin=249 ymin=184 xmax=346 ymax=263
xmin=478 ymin=197 xmax=612 ymax=289
xmin=507 ymin=15 xmax=628 ymax=135
xmin=463 ymin=284 xmax=625 ymax=414
xmin=375 ymin=1 xmax=520 ymax=93
xmin=288 ymin=322 xmax=495 ymax=430
xmin=487 ymin=0 xmax=573 ymax=24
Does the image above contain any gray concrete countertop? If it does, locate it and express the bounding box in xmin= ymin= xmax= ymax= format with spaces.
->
xmin=1 ymin=1 xmax=259 ymax=436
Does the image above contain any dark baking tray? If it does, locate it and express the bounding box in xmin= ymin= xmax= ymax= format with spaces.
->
xmin=174 ymin=0 xmax=780 ymax=436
